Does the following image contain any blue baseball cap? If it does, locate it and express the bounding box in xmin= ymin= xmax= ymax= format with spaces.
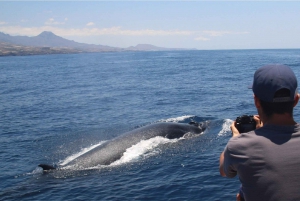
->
xmin=252 ymin=64 xmax=298 ymax=102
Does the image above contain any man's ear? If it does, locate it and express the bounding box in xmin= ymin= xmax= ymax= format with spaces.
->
xmin=254 ymin=95 xmax=261 ymax=109
xmin=293 ymin=94 xmax=300 ymax=107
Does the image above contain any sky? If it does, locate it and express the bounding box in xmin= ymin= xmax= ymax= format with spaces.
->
xmin=0 ymin=1 xmax=300 ymax=50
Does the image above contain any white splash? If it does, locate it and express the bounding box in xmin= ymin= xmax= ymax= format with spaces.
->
xmin=59 ymin=141 xmax=107 ymax=166
xmin=218 ymin=119 xmax=233 ymax=136
xmin=55 ymin=124 xmax=199 ymax=170
xmin=160 ymin=115 xmax=194 ymax=123
xmin=110 ymin=136 xmax=180 ymax=166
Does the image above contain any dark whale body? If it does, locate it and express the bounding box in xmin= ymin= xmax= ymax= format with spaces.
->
xmin=39 ymin=122 xmax=207 ymax=171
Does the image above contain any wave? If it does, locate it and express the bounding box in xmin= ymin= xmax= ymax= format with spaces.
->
xmin=60 ymin=136 xmax=184 ymax=170
xmin=36 ymin=117 xmax=207 ymax=171
xmin=110 ymin=136 xmax=181 ymax=166
xmin=55 ymin=134 xmax=199 ymax=170
xmin=218 ymin=119 xmax=233 ymax=136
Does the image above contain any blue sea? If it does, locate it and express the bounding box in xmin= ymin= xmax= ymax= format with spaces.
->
xmin=1 ymin=50 xmax=300 ymax=200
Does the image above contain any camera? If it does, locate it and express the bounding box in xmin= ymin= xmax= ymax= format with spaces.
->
xmin=235 ymin=115 xmax=256 ymax=133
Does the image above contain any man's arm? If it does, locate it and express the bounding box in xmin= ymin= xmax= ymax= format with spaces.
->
xmin=219 ymin=116 xmax=262 ymax=177
xmin=219 ymin=121 xmax=240 ymax=177
xmin=219 ymin=151 xmax=226 ymax=177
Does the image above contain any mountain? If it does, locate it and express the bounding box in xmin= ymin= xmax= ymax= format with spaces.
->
xmin=0 ymin=31 xmax=121 ymax=52
xmin=0 ymin=31 xmax=196 ymax=56
xmin=0 ymin=41 xmax=85 ymax=56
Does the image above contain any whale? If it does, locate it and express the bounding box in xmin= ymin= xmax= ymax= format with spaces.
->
xmin=39 ymin=121 xmax=208 ymax=171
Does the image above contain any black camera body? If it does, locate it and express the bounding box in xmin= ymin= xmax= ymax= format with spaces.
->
xmin=235 ymin=115 xmax=256 ymax=133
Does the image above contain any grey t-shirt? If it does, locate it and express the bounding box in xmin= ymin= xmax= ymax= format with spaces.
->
xmin=223 ymin=124 xmax=300 ymax=201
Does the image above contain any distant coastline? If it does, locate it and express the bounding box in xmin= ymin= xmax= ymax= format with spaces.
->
xmin=0 ymin=31 xmax=196 ymax=57
xmin=0 ymin=41 xmax=85 ymax=56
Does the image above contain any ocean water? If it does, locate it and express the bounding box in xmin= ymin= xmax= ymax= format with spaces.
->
xmin=1 ymin=49 xmax=300 ymax=200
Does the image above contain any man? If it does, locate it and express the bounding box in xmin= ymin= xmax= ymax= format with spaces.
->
xmin=219 ymin=64 xmax=300 ymax=201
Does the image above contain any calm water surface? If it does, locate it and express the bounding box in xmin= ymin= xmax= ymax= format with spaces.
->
xmin=1 ymin=50 xmax=300 ymax=200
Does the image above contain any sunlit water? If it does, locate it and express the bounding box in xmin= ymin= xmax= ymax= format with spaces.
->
xmin=1 ymin=50 xmax=300 ymax=200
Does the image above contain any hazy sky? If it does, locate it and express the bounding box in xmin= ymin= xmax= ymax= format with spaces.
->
xmin=1 ymin=1 xmax=300 ymax=50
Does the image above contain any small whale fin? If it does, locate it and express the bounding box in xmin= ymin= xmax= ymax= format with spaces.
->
xmin=38 ymin=164 xmax=56 ymax=171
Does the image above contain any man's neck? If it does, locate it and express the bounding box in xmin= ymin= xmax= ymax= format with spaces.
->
xmin=263 ymin=113 xmax=297 ymax=126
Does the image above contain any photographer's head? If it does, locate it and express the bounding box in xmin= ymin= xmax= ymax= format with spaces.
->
xmin=252 ymin=64 xmax=299 ymax=122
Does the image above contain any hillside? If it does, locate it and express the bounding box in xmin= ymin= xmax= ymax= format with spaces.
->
xmin=0 ymin=31 xmax=121 ymax=52
xmin=0 ymin=41 xmax=85 ymax=56
xmin=0 ymin=31 xmax=195 ymax=56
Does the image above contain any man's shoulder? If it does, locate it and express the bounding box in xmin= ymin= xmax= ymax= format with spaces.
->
xmin=226 ymin=131 xmax=261 ymax=153
xmin=228 ymin=130 xmax=257 ymax=143
xmin=255 ymin=123 xmax=300 ymax=136
xmin=227 ymin=124 xmax=300 ymax=153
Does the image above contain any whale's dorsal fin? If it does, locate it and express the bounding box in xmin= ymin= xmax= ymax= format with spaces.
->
xmin=38 ymin=164 xmax=56 ymax=171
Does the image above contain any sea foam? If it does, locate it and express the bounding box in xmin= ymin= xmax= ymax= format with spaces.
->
xmin=218 ymin=119 xmax=233 ymax=136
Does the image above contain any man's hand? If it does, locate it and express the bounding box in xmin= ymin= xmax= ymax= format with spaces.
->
xmin=231 ymin=115 xmax=262 ymax=137
xmin=230 ymin=121 xmax=240 ymax=137
xmin=253 ymin=115 xmax=263 ymax=129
